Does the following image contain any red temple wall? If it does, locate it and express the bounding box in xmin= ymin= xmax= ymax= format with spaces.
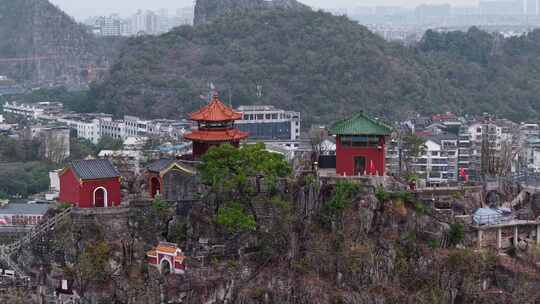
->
xmin=58 ymin=169 xmax=81 ymax=206
xmin=175 ymin=262 xmax=185 ymax=270
xmin=335 ymin=136 xmax=386 ymax=177
xmin=79 ymin=179 xmax=121 ymax=208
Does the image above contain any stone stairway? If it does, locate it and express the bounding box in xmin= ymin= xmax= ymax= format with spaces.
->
xmin=0 ymin=207 xmax=73 ymax=278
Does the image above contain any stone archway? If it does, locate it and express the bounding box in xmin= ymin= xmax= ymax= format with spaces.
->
xmin=150 ymin=177 xmax=161 ymax=198
xmin=93 ymin=187 xmax=108 ymax=208
xmin=160 ymin=259 xmax=172 ymax=274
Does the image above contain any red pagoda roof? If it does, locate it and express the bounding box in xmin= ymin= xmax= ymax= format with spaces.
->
xmin=189 ymin=93 xmax=242 ymax=122
xmin=184 ymin=129 xmax=248 ymax=142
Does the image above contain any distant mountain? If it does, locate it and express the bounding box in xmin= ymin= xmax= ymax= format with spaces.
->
xmin=0 ymin=0 xmax=122 ymax=86
xmin=92 ymin=9 xmax=435 ymax=124
xmin=90 ymin=8 xmax=540 ymax=125
xmin=194 ymin=0 xmax=309 ymax=25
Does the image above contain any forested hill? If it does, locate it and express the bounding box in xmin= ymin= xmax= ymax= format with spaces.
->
xmin=91 ymin=9 xmax=540 ymax=124
xmin=0 ymin=0 xmax=121 ymax=85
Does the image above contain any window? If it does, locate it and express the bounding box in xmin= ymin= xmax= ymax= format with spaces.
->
xmin=431 ymin=151 xmax=439 ymax=156
xmin=256 ymin=114 xmax=264 ymax=120
xmin=271 ymin=113 xmax=278 ymax=119
xmin=265 ymin=114 xmax=271 ymax=120
xmin=340 ymin=136 xmax=379 ymax=147
xmin=476 ymin=128 xmax=482 ymax=133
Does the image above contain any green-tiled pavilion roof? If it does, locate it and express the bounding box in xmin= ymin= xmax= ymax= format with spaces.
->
xmin=329 ymin=112 xmax=392 ymax=136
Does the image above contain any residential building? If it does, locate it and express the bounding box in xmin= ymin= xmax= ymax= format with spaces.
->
xmin=46 ymin=170 xmax=62 ymax=201
xmin=414 ymin=133 xmax=459 ymax=187
xmin=519 ymin=123 xmax=540 ymax=141
xmin=3 ymin=101 xmax=63 ymax=120
xmin=58 ymin=115 xmax=104 ymax=144
xmin=93 ymin=15 xmax=122 ymax=36
xmin=0 ymin=203 xmax=50 ymax=227
xmin=157 ymin=9 xmax=170 ymax=33
xmin=236 ymin=105 xmax=301 ymax=141
xmin=132 ymin=10 xmax=147 ymax=34
xmin=522 ymin=138 xmax=540 ymax=172
xmin=29 ymin=126 xmax=71 ymax=163
xmin=458 ymin=127 xmax=474 ymax=181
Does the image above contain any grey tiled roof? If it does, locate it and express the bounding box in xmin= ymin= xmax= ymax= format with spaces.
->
xmin=147 ymin=158 xmax=175 ymax=173
xmin=71 ymin=159 xmax=120 ymax=180
xmin=147 ymin=158 xmax=197 ymax=174
xmin=0 ymin=203 xmax=51 ymax=215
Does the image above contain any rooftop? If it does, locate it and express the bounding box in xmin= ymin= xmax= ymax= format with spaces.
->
xmin=237 ymin=105 xmax=277 ymax=111
xmin=147 ymin=158 xmax=198 ymax=174
xmin=69 ymin=159 xmax=121 ymax=180
xmin=189 ymin=93 xmax=242 ymax=122
xmin=329 ymin=112 xmax=392 ymax=136
xmin=184 ymin=129 xmax=249 ymax=142
xmin=0 ymin=203 xmax=50 ymax=215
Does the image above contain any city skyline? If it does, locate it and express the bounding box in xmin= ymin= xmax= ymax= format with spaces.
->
xmin=50 ymin=0 xmax=481 ymax=20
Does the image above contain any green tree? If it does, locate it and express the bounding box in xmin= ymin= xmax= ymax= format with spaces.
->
xmin=70 ymin=138 xmax=98 ymax=159
xmin=401 ymin=133 xmax=427 ymax=177
xmin=217 ymin=202 xmax=257 ymax=233
xmin=198 ymin=143 xmax=291 ymax=233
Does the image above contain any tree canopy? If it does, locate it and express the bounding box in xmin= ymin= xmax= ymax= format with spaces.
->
xmin=198 ymin=143 xmax=291 ymax=233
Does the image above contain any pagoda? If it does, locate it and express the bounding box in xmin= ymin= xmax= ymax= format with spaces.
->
xmin=184 ymin=93 xmax=249 ymax=159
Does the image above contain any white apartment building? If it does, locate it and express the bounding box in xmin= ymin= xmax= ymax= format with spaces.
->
xmin=522 ymin=138 xmax=540 ymax=172
xmin=413 ymin=134 xmax=459 ymax=187
xmin=236 ymin=105 xmax=301 ymax=141
xmin=3 ymin=102 xmax=63 ymax=120
xmin=57 ymin=116 xmax=103 ymax=144
xmin=100 ymin=15 xmax=122 ymax=36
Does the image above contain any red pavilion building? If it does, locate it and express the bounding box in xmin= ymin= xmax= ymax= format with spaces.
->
xmin=184 ymin=93 xmax=248 ymax=159
xmin=58 ymin=159 xmax=122 ymax=208
xmin=329 ymin=113 xmax=392 ymax=177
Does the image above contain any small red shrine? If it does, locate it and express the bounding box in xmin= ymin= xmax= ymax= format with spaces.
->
xmin=184 ymin=93 xmax=248 ymax=159
xmin=330 ymin=113 xmax=392 ymax=177
xmin=147 ymin=242 xmax=186 ymax=274
xmin=58 ymin=159 xmax=122 ymax=208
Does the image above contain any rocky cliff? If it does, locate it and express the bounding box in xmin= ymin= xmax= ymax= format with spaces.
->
xmin=0 ymin=0 xmax=122 ymax=87
xmin=6 ymin=175 xmax=540 ymax=303
xmin=194 ymin=0 xmax=310 ymax=25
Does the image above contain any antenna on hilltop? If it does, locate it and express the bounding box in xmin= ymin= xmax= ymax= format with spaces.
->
xmin=256 ymin=84 xmax=263 ymax=98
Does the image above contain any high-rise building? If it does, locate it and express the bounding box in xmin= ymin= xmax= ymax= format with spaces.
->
xmin=132 ymin=10 xmax=147 ymax=35
xmin=235 ymin=105 xmax=301 ymax=141
xmin=479 ymin=0 xmax=524 ymax=15
xmin=100 ymin=14 xmax=122 ymax=36
xmin=157 ymin=9 xmax=170 ymax=33
xmin=145 ymin=10 xmax=159 ymax=35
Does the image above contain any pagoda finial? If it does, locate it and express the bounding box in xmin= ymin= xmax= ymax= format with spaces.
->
xmin=212 ymin=90 xmax=220 ymax=101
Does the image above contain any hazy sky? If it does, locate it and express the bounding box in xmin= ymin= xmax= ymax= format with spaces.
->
xmin=49 ymin=0 xmax=479 ymax=19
